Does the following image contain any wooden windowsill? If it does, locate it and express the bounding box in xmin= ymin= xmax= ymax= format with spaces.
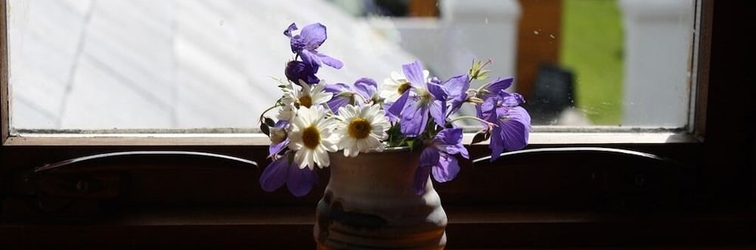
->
xmin=2 ymin=206 xmax=754 ymax=249
xmin=2 ymin=130 xmax=698 ymax=146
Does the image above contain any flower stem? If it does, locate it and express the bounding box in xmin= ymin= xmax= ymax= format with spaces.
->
xmin=449 ymin=116 xmax=494 ymax=127
xmin=259 ymin=103 xmax=283 ymax=123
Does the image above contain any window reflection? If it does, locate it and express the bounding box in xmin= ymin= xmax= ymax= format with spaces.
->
xmin=7 ymin=0 xmax=696 ymax=130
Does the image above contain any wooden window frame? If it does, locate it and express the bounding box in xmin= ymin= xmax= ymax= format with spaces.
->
xmin=1 ymin=0 xmax=755 ymax=249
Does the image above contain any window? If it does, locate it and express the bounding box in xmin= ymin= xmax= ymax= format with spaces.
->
xmin=2 ymin=0 xmax=755 ymax=249
xmin=7 ymin=0 xmax=695 ymax=131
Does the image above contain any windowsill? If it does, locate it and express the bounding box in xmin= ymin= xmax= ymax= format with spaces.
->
xmin=1 ymin=205 xmax=753 ymax=249
xmin=3 ymin=130 xmax=699 ymax=146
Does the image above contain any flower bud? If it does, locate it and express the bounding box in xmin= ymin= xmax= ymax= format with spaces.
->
xmin=285 ymin=61 xmax=319 ymax=86
xmin=269 ymin=127 xmax=288 ymax=144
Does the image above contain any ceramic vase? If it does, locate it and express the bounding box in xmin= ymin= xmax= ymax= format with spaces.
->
xmin=314 ymin=147 xmax=447 ymax=249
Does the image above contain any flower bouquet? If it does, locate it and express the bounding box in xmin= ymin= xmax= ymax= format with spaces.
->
xmin=257 ymin=22 xmax=531 ymax=248
xmin=259 ymin=22 xmax=531 ymax=196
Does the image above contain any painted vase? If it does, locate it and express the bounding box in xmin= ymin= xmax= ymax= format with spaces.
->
xmin=314 ymin=147 xmax=447 ymax=249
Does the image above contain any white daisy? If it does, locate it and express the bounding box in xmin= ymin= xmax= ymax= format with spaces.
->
xmin=379 ymin=70 xmax=430 ymax=103
xmin=335 ymin=104 xmax=391 ymax=157
xmin=288 ymin=106 xmax=339 ymax=170
xmin=282 ymin=81 xmax=333 ymax=109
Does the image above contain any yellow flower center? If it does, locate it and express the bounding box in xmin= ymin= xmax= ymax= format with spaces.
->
xmin=397 ymin=81 xmax=412 ymax=95
xmin=347 ymin=117 xmax=372 ymax=139
xmin=302 ymin=125 xmax=320 ymax=149
xmin=299 ymin=95 xmax=313 ymax=108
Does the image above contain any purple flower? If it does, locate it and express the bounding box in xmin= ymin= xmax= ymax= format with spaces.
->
xmin=414 ymin=149 xmax=436 ymax=195
xmin=323 ymin=78 xmax=377 ymax=114
xmin=413 ymin=128 xmax=470 ymax=194
xmin=485 ymin=77 xmax=514 ymax=95
xmin=324 ymin=82 xmax=354 ymax=114
xmin=389 ymin=61 xmax=448 ymax=137
xmin=259 ymin=154 xmax=319 ymax=197
xmin=268 ymin=120 xmax=290 ymax=157
xmin=443 ymin=74 xmax=470 ymax=115
xmin=502 ymin=91 xmax=525 ymax=107
xmin=284 ymin=23 xmax=343 ymax=71
xmin=353 ymin=77 xmax=379 ymax=103
xmin=477 ymin=91 xmax=531 ymax=162
xmin=285 ymin=61 xmax=319 ymax=85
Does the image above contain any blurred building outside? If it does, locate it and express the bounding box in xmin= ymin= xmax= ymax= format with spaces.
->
xmin=355 ymin=0 xmax=694 ymax=127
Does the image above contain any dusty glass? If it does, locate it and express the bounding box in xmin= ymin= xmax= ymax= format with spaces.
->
xmin=6 ymin=0 xmax=698 ymax=132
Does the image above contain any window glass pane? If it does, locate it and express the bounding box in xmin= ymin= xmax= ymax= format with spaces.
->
xmin=6 ymin=0 xmax=697 ymax=131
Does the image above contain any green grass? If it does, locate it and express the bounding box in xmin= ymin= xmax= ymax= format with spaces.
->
xmin=560 ymin=0 xmax=623 ymax=125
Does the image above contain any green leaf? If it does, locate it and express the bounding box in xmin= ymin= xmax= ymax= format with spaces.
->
xmin=406 ymin=139 xmax=414 ymax=149
xmin=385 ymin=123 xmax=407 ymax=147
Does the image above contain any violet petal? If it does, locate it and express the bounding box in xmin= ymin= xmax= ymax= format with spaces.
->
xmin=486 ymin=77 xmax=513 ymax=95
xmin=286 ymin=165 xmax=319 ymax=197
xmin=388 ymin=90 xmax=410 ymax=118
xmin=402 ymin=60 xmax=426 ymax=88
xmin=259 ymin=158 xmax=289 ymax=192
xmin=283 ymin=23 xmax=297 ymax=38
xmin=400 ymin=101 xmax=429 ymax=137
xmin=353 ymin=78 xmax=378 ymax=101
xmin=299 ymin=23 xmax=327 ymax=50
xmin=315 ymin=52 xmax=343 ymax=69
xmin=432 ymin=153 xmax=460 ymax=183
